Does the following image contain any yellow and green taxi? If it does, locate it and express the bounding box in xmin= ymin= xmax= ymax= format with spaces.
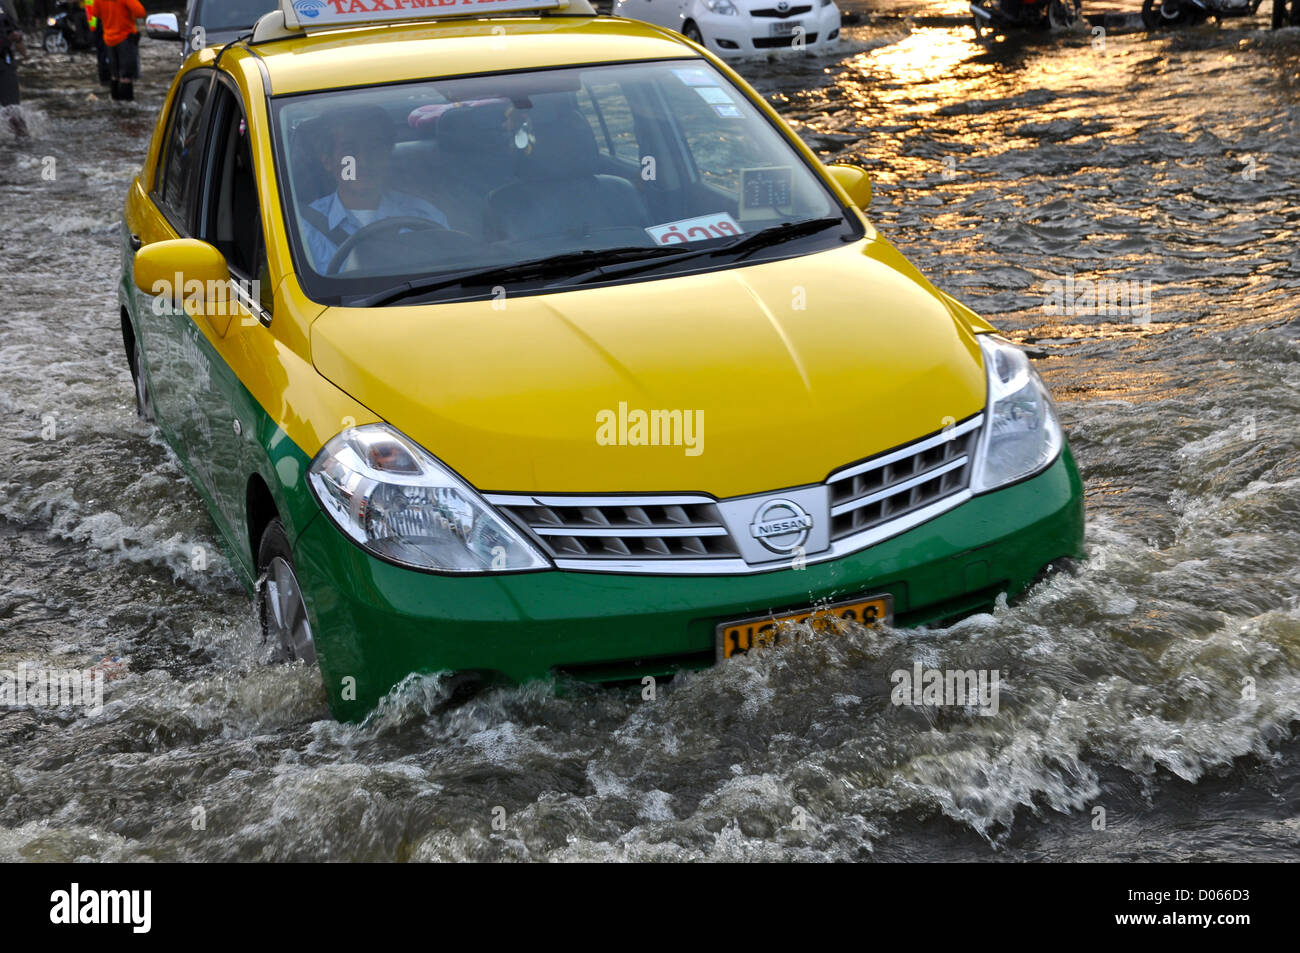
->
xmin=119 ymin=0 xmax=1084 ymax=720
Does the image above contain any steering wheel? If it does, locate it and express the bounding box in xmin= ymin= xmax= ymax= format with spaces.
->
xmin=326 ymin=216 xmax=448 ymax=275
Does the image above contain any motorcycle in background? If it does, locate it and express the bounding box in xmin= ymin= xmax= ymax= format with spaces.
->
xmin=1141 ymin=0 xmax=1263 ymax=29
xmin=971 ymin=0 xmax=1083 ymax=40
xmin=43 ymin=0 xmax=92 ymax=54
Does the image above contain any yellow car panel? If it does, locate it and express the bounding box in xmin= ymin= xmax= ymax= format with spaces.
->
xmin=253 ymin=18 xmax=706 ymax=96
xmin=310 ymin=239 xmax=986 ymax=496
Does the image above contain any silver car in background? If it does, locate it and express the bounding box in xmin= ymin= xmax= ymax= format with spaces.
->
xmin=145 ymin=0 xmax=279 ymax=57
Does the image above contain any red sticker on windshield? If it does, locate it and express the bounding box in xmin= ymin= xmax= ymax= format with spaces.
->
xmin=646 ymin=213 xmax=743 ymax=245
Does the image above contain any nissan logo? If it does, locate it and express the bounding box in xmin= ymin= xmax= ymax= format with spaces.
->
xmin=749 ymin=498 xmax=813 ymax=554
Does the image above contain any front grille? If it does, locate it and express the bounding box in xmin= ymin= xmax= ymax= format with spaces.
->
xmin=486 ymin=414 xmax=983 ymax=574
xmin=751 ymin=5 xmax=813 ymax=17
xmin=497 ymin=497 xmax=739 ymax=561
xmin=753 ymin=32 xmax=819 ymax=47
xmin=826 ymin=423 xmax=979 ymax=541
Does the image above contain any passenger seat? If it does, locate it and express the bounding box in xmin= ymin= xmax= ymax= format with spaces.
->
xmin=485 ymin=107 xmax=648 ymax=243
xmin=429 ymin=102 xmax=515 ymax=242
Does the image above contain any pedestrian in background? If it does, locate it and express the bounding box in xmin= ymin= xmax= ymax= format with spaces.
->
xmin=0 ymin=0 xmax=28 ymax=135
xmin=93 ymin=0 xmax=143 ymax=102
xmin=84 ymin=0 xmax=110 ymax=85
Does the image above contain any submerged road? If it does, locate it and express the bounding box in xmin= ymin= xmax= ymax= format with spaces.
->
xmin=1 ymin=15 xmax=1298 ymax=860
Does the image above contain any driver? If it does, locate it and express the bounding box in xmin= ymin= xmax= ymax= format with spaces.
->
xmin=300 ymin=106 xmax=447 ymax=273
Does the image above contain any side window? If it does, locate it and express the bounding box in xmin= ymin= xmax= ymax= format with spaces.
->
xmin=198 ymin=83 xmax=272 ymax=314
xmin=577 ymin=82 xmax=639 ymax=164
xmin=156 ymin=73 xmax=212 ymax=230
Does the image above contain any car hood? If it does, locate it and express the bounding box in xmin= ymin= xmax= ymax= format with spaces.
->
xmin=309 ymin=237 xmax=988 ymax=498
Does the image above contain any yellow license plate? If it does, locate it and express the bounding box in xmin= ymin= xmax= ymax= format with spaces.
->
xmin=716 ymin=594 xmax=893 ymax=661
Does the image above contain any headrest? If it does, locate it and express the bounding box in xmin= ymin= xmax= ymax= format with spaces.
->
xmin=514 ymin=107 xmax=600 ymax=180
xmin=435 ymin=100 xmax=511 ymax=157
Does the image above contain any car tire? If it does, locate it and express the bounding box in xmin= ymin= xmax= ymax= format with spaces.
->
xmin=257 ymin=518 xmax=318 ymax=665
xmin=683 ymin=21 xmax=704 ymax=45
xmin=44 ymin=32 xmax=69 ymax=54
xmin=131 ymin=336 xmax=155 ymax=422
xmin=1142 ymin=0 xmax=1195 ymax=28
xmin=1047 ymin=0 xmax=1081 ymax=28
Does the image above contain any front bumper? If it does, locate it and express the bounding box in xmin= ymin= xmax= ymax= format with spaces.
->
xmin=294 ymin=446 xmax=1084 ymax=721
xmin=697 ymin=8 xmax=842 ymax=56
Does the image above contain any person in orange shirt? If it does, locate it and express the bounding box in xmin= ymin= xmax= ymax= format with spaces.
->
xmin=92 ymin=0 xmax=145 ymax=101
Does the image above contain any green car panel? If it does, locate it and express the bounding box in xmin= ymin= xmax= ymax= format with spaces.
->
xmin=292 ymin=447 xmax=1085 ymax=721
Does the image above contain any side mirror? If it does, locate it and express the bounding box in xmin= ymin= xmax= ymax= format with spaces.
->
xmin=145 ymin=13 xmax=182 ymax=41
xmin=134 ymin=239 xmax=237 ymax=336
xmin=826 ymin=164 xmax=872 ymax=209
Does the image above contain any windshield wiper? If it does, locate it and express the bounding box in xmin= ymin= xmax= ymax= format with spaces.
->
xmin=343 ymin=245 xmax=694 ymax=308
xmin=345 ymin=218 xmax=848 ymax=306
xmin=722 ymin=216 xmax=848 ymax=261
xmin=547 ymin=216 xmax=849 ymax=289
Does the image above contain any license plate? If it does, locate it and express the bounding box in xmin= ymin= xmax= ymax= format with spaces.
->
xmin=716 ymin=594 xmax=893 ymax=661
xmin=770 ymin=20 xmax=803 ymax=37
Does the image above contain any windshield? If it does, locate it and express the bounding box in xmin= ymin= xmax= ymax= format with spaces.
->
xmin=195 ymin=0 xmax=277 ymax=32
xmin=271 ymin=59 xmax=855 ymax=306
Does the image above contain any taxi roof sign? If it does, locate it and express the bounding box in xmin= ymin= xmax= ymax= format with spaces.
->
xmin=280 ymin=0 xmax=577 ymax=30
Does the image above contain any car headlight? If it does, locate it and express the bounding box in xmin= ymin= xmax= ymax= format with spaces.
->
xmin=47 ymin=16 xmax=57 ymax=26
xmin=308 ymin=423 xmax=550 ymax=573
xmin=702 ymin=0 xmax=739 ymax=15
xmin=971 ymin=335 xmax=1062 ymax=493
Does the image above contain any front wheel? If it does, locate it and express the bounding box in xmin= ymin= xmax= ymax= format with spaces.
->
xmin=131 ymin=336 xmax=154 ymax=422
xmin=1142 ymin=0 xmax=1209 ymax=28
xmin=257 ymin=519 xmax=318 ymax=665
xmin=43 ymin=31 xmax=69 ymax=54
xmin=1048 ymin=0 xmax=1082 ymax=28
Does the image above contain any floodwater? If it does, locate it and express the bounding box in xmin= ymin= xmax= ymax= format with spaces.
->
xmin=1 ymin=14 xmax=1298 ymax=861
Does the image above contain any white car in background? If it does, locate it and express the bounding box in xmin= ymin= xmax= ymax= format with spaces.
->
xmin=613 ymin=0 xmax=842 ymax=57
